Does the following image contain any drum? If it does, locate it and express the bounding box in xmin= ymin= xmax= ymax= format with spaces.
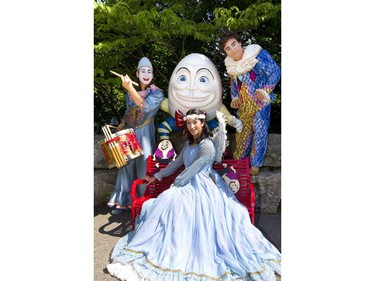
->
xmin=99 ymin=125 xmax=144 ymax=169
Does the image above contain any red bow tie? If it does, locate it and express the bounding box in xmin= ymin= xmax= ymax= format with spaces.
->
xmin=175 ymin=110 xmax=186 ymax=129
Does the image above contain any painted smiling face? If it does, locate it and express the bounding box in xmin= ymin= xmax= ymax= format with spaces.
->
xmin=168 ymin=53 xmax=222 ymax=121
xmin=137 ymin=66 xmax=153 ymax=86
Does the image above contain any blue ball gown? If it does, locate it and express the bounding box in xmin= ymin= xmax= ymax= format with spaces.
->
xmin=107 ymin=138 xmax=281 ymax=281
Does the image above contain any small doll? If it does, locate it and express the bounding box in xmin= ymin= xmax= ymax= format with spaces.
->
xmin=218 ymin=165 xmax=240 ymax=193
xmin=152 ymin=139 xmax=177 ymax=168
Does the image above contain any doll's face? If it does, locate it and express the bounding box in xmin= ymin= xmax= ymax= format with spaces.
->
xmin=229 ymin=180 xmax=240 ymax=193
xmin=159 ymin=140 xmax=171 ymax=151
xmin=168 ymin=53 xmax=222 ymax=121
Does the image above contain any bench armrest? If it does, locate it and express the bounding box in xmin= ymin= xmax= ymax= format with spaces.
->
xmin=130 ymin=179 xmax=148 ymax=202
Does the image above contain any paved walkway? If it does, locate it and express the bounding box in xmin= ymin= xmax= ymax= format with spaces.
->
xmin=94 ymin=206 xmax=281 ymax=281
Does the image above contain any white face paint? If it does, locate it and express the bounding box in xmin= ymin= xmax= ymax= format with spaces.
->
xmin=137 ymin=66 xmax=153 ymax=86
xmin=168 ymin=53 xmax=222 ymax=121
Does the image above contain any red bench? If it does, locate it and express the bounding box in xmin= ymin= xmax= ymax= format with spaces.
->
xmin=130 ymin=156 xmax=255 ymax=229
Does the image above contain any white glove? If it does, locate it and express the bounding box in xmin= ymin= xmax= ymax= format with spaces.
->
xmin=230 ymin=116 xmax=243 ymax=133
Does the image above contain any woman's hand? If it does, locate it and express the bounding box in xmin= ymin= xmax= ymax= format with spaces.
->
xmin=142 ymin=175 xmax=157 ymax=186
xmin=121 ymin=74 xmax=135 ymax=91
xmin=117 ymin=117 xmax=126 ymax=131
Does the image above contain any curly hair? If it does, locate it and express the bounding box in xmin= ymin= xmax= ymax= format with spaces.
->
xmin=185 ymin=109 xmax=213 ymax=145
xmin=218 ymin=30 xmax=244 ymax=53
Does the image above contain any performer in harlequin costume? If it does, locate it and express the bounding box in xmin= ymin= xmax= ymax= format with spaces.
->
xmin=157 ymin=53 xmax=243 ymax=140
xmin=219 ymin=31 xmax=281 ymax=176
xmin=107 ymin=57 xmax=164 ymax=214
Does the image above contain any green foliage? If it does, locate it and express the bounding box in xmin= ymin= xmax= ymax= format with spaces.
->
xmin=94 ymin=0 xmax=281 ymax=133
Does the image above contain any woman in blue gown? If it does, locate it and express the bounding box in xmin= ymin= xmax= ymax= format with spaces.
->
xmin=107 ymin=109 xmax=281 ymax=281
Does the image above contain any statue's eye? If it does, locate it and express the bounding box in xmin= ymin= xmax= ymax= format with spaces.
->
xmin=199 ymin=76 xmax=209 ymax=84
xmin=178 ymin=75 xmax=187 ymax=82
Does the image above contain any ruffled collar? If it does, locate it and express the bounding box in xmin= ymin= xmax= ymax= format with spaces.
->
xmin=224 ymin=44 xmax=262 ymax=77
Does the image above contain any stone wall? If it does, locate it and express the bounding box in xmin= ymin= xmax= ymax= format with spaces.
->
xmin=94 ymin=133 xmax=281 ymax=213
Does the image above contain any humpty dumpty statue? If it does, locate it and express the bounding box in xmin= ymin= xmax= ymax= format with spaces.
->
xmin=157 ymin=53 xmax=243 ymax=140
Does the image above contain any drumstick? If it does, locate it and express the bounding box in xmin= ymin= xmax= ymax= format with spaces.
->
xmin=102 ymin=126 xmax=121 ymax=167
xmin=110 ymin=70 xmax=139 ymax=86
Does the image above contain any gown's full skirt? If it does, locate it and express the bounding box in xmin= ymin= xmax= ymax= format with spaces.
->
xmin=107 ymin=143 xmax=281 ymax=281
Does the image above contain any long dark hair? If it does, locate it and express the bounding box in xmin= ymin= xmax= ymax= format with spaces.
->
xmin=185 ymin=109 xmax=213 ymax=145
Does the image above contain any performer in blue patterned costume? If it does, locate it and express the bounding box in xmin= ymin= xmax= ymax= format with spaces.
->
xmin=219 ymin=31 xmax=281 ymax=175
xmin=107 ymin=109 xmax=281 ymax=281
xmin=107 ymin=57 xmax=164 ymax=214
